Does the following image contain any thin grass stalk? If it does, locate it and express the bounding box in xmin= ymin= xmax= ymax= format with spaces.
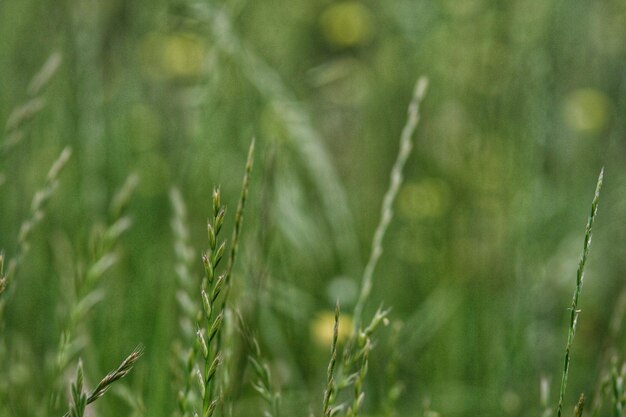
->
xmin=351 ymin=77 xmax=428 ymax=334
xmin=222 ymin=137 xmax=255 ymax=306
xmin=321 ymin=78 xmax=426 ymax=416
xmin=215 ymin=138 xmax=255 ymax=412
xmin=556 ymin=167 xmax=604 ymax=417
xmin=322 ymin=302 xmax=340 ymax=417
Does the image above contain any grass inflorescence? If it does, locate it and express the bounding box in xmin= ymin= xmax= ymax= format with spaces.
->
xmin=556 ymin=167 xmax=604 ymax=417
xmin=63 ymin=346 xmax=144 ymax=417
xmin=193 ymin=138 xmax=255 ymax=417
xmin=170 ymin=186 xmax=202 ymax=417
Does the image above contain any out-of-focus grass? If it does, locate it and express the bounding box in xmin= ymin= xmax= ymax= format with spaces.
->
xmin=1 ymin=0 xmax=625 ymax=416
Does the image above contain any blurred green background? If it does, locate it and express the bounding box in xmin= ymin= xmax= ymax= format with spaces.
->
xmin=1 ymin=0 xmax=625 ymax=415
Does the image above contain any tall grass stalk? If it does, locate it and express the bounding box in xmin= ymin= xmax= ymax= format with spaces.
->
xmin=321 ymin=78 xmax=427 ymax=417
xmin=351 ymin=76 xmax=428 ymax=333
xmin=556 ymin=167 xmax=604 ymax=417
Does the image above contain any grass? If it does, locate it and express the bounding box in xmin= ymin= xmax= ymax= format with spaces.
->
xmin=63 ymin=346 xmax=144 ymax=417
xmin=0 ymin=1 xmax=625 ymax=416
xmin=0 ymin=75 xmax=620 ymax=417
xmin=556 ymin=167 xmax=604 ymax=417
xmin=0 ymin=96 xmax=620 ymax=416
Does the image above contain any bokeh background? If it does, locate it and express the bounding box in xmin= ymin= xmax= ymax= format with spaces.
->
xmin=1 ymin=0 xmax=625 ymax=416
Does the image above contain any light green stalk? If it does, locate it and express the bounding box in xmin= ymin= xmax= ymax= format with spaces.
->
xmin=556 ymin=167 xmax=604 ymax=417
xmin=351 ymin=77 xmax=428 ymax=334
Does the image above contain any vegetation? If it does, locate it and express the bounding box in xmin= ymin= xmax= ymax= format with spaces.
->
xmin=1 ymin=0 xmax=625 ymax=416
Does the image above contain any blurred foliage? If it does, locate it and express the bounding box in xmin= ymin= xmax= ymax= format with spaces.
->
xmin=1 ymin=0 xmax=625 ymax=416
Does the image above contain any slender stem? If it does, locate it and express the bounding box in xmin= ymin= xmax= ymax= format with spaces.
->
xmin=556 ymin=167 xmax=604 ymax=417
xmin=352 ymin=77 xmax=428 ymax=333
xmin=322 ymin=302 xmax=340 ymax=417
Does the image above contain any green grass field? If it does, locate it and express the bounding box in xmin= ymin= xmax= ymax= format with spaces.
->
xmin=1 ymin=0 xmax=625 ymax=416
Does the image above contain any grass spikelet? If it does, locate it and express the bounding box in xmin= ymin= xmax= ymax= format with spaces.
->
xmin=344 ymin=308 xmax=390 ymax=417
xmin=85 ymin=346 xmax=144 ymax=403
xmin=28 ymin=52 xmax=63 ymax=96
xmin=556 ymin=167 xmax=604 ymax=417
xmin=322 ymin=302 xmax=340 ymax=417
xmin=109 ymin=173 xmax=140 ymax=221
xmin=0 ymin=146 xmax=71 ymax=322
xmin=382 ymin=321 xmax=404 ymax=417
xmin=573 ymin=393 xmax=584 ymax=417
xmin=238 ymin=311 xmax=281 ymax=417
xmin=68 ymin=360 xmax=87 ymax=417
xmin=0 ymin=252 xmax=6 ymax=297
xmin=2 ymin=52 xmax=62 ymax=153
xmin=63 ymin=346 xmax=143 ymax=417
xmin=15 ymin=146 xmax=72 ymax=273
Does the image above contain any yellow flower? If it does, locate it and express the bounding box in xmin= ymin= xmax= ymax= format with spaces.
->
xmin=140 ymin=32 xmax=207 ymax=80
xmin=310 ymin=310 xmax=353 ymax=348
xmin=319 ymin=2 xmax=375 ymax=48
xmin=562 ymin=88 xmax=612 ymax=135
